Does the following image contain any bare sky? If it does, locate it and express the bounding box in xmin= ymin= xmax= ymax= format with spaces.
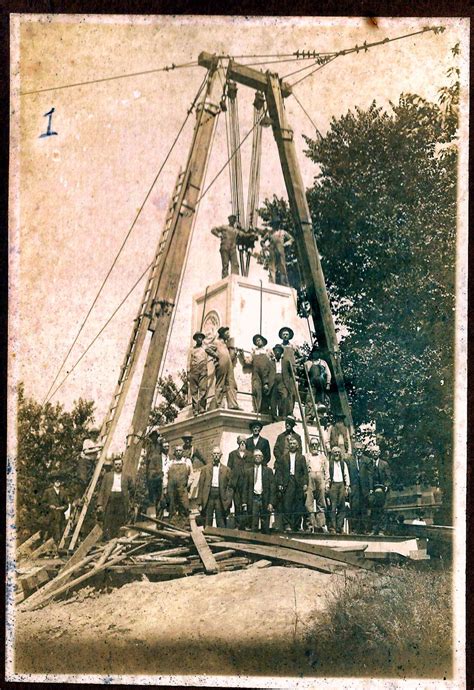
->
xmin=10 ymin=15 xmax=468 ymax=439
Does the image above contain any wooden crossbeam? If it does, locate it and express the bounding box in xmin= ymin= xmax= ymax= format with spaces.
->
xmin=212 ymin=540 xmax=344 ymax=573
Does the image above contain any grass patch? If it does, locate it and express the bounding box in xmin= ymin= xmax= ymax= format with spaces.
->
xmin=305 ymin=565 xmax=452 ymax=678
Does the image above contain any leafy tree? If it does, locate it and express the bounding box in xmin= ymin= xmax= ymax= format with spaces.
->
xmin=149 ymin=370 xmax=188 ymax=427
xmin=259 ymin=64 xmax=458 ymax=521
xmin=16 ymin=383 xmax=97 ymax=540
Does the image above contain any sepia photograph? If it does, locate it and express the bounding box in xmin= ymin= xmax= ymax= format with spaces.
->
xmin=6 ymin=13 xmax=469 ymax=687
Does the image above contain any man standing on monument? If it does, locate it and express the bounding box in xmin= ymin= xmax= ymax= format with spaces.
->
xmin=268 ymin=343 xmax=291 ymax=421
xmin=187 ymin=331 xmax=208 ymax=416
xmin=198 ymin=447 xmax=233 ymax=527
xmin=262 ymin=216 xmax=293 ymax=286
xmin=241 ymin=334 xmax=273 ymax=413
xmin=206 ymin=326 xmax=241 ymax=411
xmin=211 ymin=214 xmax=241 ymax=279
xmin=278 ymin=326 xmax=298 ymax=414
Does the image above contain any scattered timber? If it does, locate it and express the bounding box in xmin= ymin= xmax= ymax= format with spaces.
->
xmin=17 ymin=531 xmax=42 ymax=560
xmin=189 ymin=514 xmax=219 ymax=574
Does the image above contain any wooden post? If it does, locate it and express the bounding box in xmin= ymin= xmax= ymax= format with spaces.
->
xmin=265 ymin=74 xmax=353 ymax=429
xmin=122 ymin=61 xmax=225 ymax=480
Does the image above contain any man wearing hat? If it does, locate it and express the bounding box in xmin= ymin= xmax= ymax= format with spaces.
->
xmin=369 ymin=445 xmax=391 ymax=536
xmin=278 ymin=327 xmax=297 ymax=414
xmin=268 ymin=343 xmax=292 ymax=420
xmin=206 ymin=326 xmax=241 ymax=411
xmin=182 ymin=433 xmax=206 ymax=469
xmin=42 ymin=472 xmax=69 ymax=545
xmin=241 ymin=334 xmax=273 ymax=413
xmin=227 ymin=436 xmax=249 ymax=529
xmin=97 ymin=457 xmax=134 ymax=540
xmin=211 ymin=214 xmax=241 ymax=278
xmin=187 ymin=332 xmax=208 ymax=416
xmin=262 ymin=215 xmax=293 ymax=286
xmin=164 ymin=445 xmax=193 ymax=519
xmin=246 ymin=420 xmax=271 ymax=466
xmin=329 ymin=413 xmax=352 ymax=457
xmin=347 ymin=440 xmax=373 ymax=534
xmin=273 ymin=415 xmax=302 ymax=465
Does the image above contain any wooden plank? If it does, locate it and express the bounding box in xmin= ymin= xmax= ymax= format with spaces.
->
xmin=29 ymin=538 xmax=56 ymax=559
xmin=213 ymin=541 xmax=345 ymax=574
xmin=134 ymin=547 xmax=190 ymax=560
xmin=204 ymin=527 xmax=372 ymax=570
xmin=126 ymin=523 xmax=191 ymax=539
xmin=18 ymin=567 xmax=50 ymax=596
xmin=26 ymin=541 xmax=148 ymax=610
xmin=189 ymin=514 xmax=218 ymax=575
xmin=17 ymin=531 xmax=42 ymax=559
xmin=248 ymin=559 xmax=273 ymax=569
xmin=138 ymin=512 xmax=191 ymax=534
xmin=62 ymin=524 xmax=103 ymax=571
xmin=106 ymin=564 xmax=191 ymax=576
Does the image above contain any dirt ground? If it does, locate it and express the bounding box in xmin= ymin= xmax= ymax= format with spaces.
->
xmin=14 ymin=565 xmax=340 ymax=678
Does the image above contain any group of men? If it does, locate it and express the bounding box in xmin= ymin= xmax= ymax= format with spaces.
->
xmin=188 ymin=322 xmax=330 ymax=420
xmin=211 ymin=213 xmax=293 ymax=287
xmin=41 ymin=413 xmax=390 ymax=548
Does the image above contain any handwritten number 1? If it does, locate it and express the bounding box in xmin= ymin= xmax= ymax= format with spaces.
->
xmin=39 ymin=107 xmax=58 ymax=138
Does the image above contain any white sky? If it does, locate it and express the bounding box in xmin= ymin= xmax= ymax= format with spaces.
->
xmin=9 ymin=15 xmax=468 ymax=434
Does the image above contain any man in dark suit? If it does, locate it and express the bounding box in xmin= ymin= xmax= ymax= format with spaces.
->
xmin=369 ymin=445 xmax=391 ymax=535
xmin=347 ymin=441 xmax=373 ymax=534
xmin=268 ymin=344 xmax=292 ymax=421
xmin=242 ymin=449 xmax=276 ymax=533
xmin=144 ymin=426 xmax=164 ymax=517
xmin=273 ymin=416 xmax=302 ymax=464
xmin=275 ymin=436 xmax=308 ymax=532
xmin=327 ymin=446 xmax=350 ymax=534
xmin=97 ymin=457 xmax=134 ymax=540
xmin=42 ymin=472 xmax=69 ymax=545
xmin=246 ymin=421 xmax=271 ymax=466
xmin=228 ymin=436 xmax=248 ymax=529
xmin=198 ymin=447 xmax=233 ymax=527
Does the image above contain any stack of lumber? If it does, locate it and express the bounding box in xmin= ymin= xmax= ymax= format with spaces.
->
xmin=18 ymin=517 xmax=377 ymax=612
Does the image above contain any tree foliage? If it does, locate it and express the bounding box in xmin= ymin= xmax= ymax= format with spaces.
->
xmin=149 ymin=370 xmax=188 ymax=427
xmin=16 ymin=383 xmax=97 ymax=539
xmin=260 ymin=66 xmax=458 ymax=518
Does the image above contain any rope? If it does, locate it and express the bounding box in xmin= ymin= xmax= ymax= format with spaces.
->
xmin=290 ymin=92 xmax=323 ymax=139
xmin=288 ymin=56 xmax=339 ymax=87
xmin=20 ymin=61 xmax=199 ymax=96
xmin=193 ymin=112 xmax=264 ymax=208
xmin=46 ymin=259 xmax=155 ymax=402
xmin=43 ymin=72 xmax=209 ymax=403
xmin=246 ymin=95 xmax=264 ymax=230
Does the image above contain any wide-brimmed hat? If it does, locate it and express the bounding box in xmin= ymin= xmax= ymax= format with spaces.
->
xmin=51 ymin=470 xmax=64 ymax=481
xmin=278 ymin=326 xmax=294 ymax=340
xmin=193 ymin=332 xmax=205 ymax=342
xmin=217 ymin=326 xmax=229 ymax=338
xmin=272 ymin=343 xmax=284 ymax=353
xmin=285 ymin=415 xmax=298 ymax=426
xmin=228 ymin=214 xmax=237 ymax=221
xmin=249 ymin=420 xmax=263 ymax=431
xmin=252 ymin=334 xmax=268 ymax=347
xmin=182 ymin=432 xmax=193 ymax=440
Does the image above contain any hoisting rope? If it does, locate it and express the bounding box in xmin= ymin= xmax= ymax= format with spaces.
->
xmin=246 ymin=91 xmax=265 ymax=233
xmin=226 ymin=81 xmax=246 ymax=228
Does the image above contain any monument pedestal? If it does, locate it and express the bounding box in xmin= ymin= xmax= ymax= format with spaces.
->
xmin=161 ymin=273 xmax=317 ymax=461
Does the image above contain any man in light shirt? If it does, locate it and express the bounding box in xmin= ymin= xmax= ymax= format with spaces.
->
xmin=242 ymin=449 xmax=276 ymax=534
xmin=164 ymin=446 xmax=193 ymax=519
xmin=198 ymin=447 xmax=233 ymax=527
xmin=327 ymin=446 xmax=350 ymax=534
xmin=97 ymin=457 xmax=134 ymax=540
xmin=187 ymin=332 xmax=209 ymax=416
xmin=305 ymin=437 xmax=329 ymax=533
